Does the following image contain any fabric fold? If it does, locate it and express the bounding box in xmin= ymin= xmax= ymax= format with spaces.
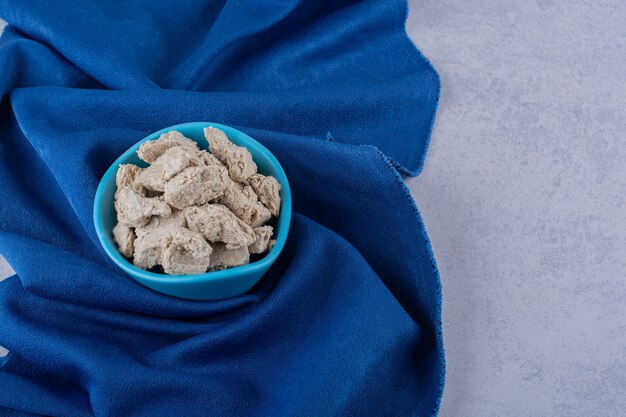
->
xmin=0 ymin=0 xmax=444 ymax=415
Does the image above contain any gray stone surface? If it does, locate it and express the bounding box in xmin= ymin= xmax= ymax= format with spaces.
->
xmin=1 ymin=2 xmax=626 ymax=414
xmin=406 ymin=1 xmax=626 ymax=416
xmin=0 ymin=257 xmax=11 ymax=281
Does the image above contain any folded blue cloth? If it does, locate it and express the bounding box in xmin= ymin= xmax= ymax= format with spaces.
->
xmin=0 ymin=1 xmax=443 ymax=415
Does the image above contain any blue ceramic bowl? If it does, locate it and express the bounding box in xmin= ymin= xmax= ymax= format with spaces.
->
xmin=93 ymin=122 xmax=292 ymax=300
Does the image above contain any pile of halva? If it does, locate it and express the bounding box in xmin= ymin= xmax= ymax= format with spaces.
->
xmin=112 ymin=127 xmax=281 ymax=275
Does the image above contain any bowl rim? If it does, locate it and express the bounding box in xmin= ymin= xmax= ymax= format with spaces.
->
xmin=93 ymin=122 xmax=292 ymax=285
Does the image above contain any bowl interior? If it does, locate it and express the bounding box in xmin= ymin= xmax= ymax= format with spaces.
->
xmin=94 ymin=122 xmax=291 ymax=285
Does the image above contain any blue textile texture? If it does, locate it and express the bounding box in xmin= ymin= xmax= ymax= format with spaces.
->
xmin=0 ymin=1 xmax=443 ymax=416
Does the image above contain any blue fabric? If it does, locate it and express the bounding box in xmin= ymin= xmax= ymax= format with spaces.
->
xmin=0 ymin=1 xmax=444 ymax=416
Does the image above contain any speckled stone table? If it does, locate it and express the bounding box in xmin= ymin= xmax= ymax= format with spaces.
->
xmin=1 ymin=2 xmax=625 ymax=415
xmin=405 ymin=1 xmax=626 ymax=416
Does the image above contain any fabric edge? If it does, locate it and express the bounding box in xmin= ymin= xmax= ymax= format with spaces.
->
xmin=397 ymin=0 xmax=441 ymax=178
xmin=365 ymin=144 xmax=446 ymax=417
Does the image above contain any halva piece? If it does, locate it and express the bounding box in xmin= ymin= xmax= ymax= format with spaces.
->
xmin=137 ymin=130 xmax=199 ymax=163
xmin=116 ymin=164 xmax=144 ymax=194
xmin=134 ymin=146 xmax=192 ymax=192
xmin=209 ymin=243 xmax=250 ymax=270
xmin=247 ymin=173 xmax=281 ymax=216
xmin=204 ymin=126 xmax=257 ymax=182
xmin=115 ymin=187 xmax=171 ymax=227
xmin=185 ymin=204 xmax=255 ymax=249
xmin=161 ymin=227 xmax=212 ymax=275
xmin=133 ymin=227 xmax=168 ymax=269
xmin=112 ymin=222 xmax=135 ymax=258
xmin=248 ymin=226 xmax=273 ymax=254
xmin=219 ymin=180 xmax=272 ymax=227
xmin=164 ymin=166 xmax=227 ymax=209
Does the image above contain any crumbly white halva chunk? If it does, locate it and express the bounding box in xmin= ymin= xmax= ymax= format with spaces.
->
xmin=204 ymin=126 xmax=257 ymax=182
xmin=247 ymin=173 xmax=281 ymax=216
xmin=164 ymin=165 xmax=227 ymax=209
xmin=134 ymin=146 xmax=192 ymax=192
xmin=161 ymin=227 xmax=212 ymax=275
xmin=197 ymin=149 xmax=223 ymax=167
xmin=185 ymin=204 xmax=255 ymax=249
xmin=112 ymin=222 xmax=135 ymax=258
xmin=132 ymin=227 xmax=167 ymax=269
xmin=114 ymin=187 xmax=171 ymax=227
xmin=116 ymin=164 xmax=145 ymax=193
xmin=143 ymin=208 xmax=187 ymax=230
xmin=248 ymin=226 xmax=273 ymax=254
xmin=137 ymin=131 xmax=199 ymax=163
xmin=219 ymin=180 xmax=271 ymax=227
xmin=209 ymin=243 xmax=250 ymax=270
